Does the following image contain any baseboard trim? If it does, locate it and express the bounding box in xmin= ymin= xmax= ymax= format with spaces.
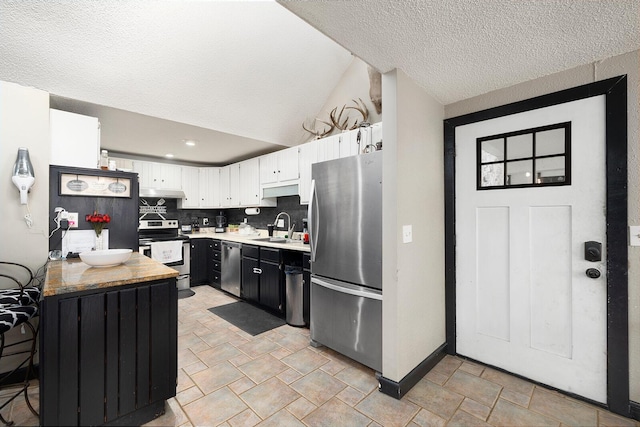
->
xmin=377 ymin=343 xmax=447 ymax=400
xmin=630 ymin=401 xmax=640 ymax=421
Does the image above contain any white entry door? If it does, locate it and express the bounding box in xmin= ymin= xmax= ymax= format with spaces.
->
xmin=455 ymin=96 xmax=607 ymax=403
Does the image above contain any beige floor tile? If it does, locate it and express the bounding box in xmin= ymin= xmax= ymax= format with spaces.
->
xmin=448 ymin=409 xmax=492 ymax=427
xmin=257 ymin=409 xmax=306 ymax=427
xmin=286 ymin=396 xmax=317 ymax=419
xmin=281 ymin=348 xmax=330 ymax=374
xmin=240 ymin=377 xmax=301 ymax=419
xmin=488 ymin=398 xmax=560 ymax=427
xmin=304 ymin=397 xmax=372 ymax=427
xmin=481 ymin=368 xmax=535 ymax=396
xmin=405 ymin=378 xmax=464 ymax=420
xmin=425 ymin=369 xmax=450 ymax=386
xmin=229 ymin=377 xmax=257 ymax=395
xmin=197 ymin=342 xmax=242 ymax=367
xmin=238 ymin=353 xmax=290 ymax=384
xmin=175 ymin=385 xmax=204 ymax=406
xmin=183 ymin=386 xmax=248 ymax=426
xmin=458 ymin=361 xmax=485 ymax=377
xmin=178 ymin=347 xmax=200 ymax=368
xmin=190 ymin=360 xmax=244 ymax=394
xmin=237 ymin=338 xmax=282 ymax=358
xmin=444 ymin=370 xmax=502 ymax=407
xmin=598 ymin=410 xmax=640 ymax=427
xmin=320 ymin=358 xmax=348 ymax=376
xmin=500 ymin=387 xmax=532 ymax=407
xmin=143 ymin=398 xmax=189 ymax=427
xmin=529 ymin=387 xmax=598 ymax=426
xmin=270 ymin=346 xmax=293 ymax=360
xmin=178 ymin=332 xmax=205 ymax=350
xmin=290 ymin=370 xmax=348 ymax=406
xmin=183 ymin=360 xmax=208 ymax=376
xmin=336 ymin=386 xmax=366 ymax=407
xmin=410 ymin=408 xmax=447 ymax=427
xmin=460 ymin=397 xmax=491 ymax=421
xmin=334 ymin=365 xmax=378 ymax=395
xmin=270 ymin=331 xmax=310 ymax=352
xmin=229 ymin=408 xmax=261 ymax=427
xmin=277 ymin=368 xmax=303 ymax=385
xmin=229 ymin=353 xmax=253 ymax=367
xmin=198 ymin=329 xmax=240 ymax=348
xmin=432 ymin=355 xmax=463 ymax=376
xmin=176 ymin=368 xmax=195 ymax=393
xmin=355 ymin=391 xmax=420 ymax=427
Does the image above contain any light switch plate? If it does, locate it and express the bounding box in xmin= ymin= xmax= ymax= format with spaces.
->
xmin=630 ymin=226 xmax=640 ymax=246
xmin=402 ymin=225 xmax=412 ymax=243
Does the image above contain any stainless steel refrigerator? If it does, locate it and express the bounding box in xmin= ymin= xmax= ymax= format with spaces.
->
xmin=308 ymin=150 xmax=382 ymax=372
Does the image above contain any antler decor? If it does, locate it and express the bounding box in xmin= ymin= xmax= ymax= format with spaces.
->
xmin=329 ymin=98 xmax=369 ymax=131
xmin=302 ymin=118 xmax=335 ymax=140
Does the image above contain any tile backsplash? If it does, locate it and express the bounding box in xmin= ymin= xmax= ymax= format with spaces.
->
xmin=140 ymin=195 xmax=308 ymax=233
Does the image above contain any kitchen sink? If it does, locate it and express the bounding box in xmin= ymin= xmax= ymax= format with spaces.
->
xmin=252 ymin=237 xmax=297 ymax=243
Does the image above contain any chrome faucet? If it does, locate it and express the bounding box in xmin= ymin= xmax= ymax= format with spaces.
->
xmin=273 ymin=212 xmax=295 ymax=238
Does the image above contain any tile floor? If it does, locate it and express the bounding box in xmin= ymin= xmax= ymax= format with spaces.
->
xmin=3 ymin=285 xmax=639 ymax=426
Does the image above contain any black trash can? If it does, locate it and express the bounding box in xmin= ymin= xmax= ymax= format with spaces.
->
xmin=285 ymin=266 xmax=305 ymax=326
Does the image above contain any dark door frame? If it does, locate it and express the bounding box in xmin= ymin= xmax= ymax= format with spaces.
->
xmin=443 ymin=76 xmax=629 ymax=416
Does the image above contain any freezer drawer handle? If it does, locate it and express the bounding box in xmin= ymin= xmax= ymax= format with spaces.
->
xmin=253 ymin=268 xmax=262 ymax=274
xmin=312 ymin=277 xmax=383 ymax=301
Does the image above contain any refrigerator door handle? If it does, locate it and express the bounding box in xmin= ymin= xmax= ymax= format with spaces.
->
xmin=312 ymin=277 xmax=383 ymax=301
xmin=308 ymin=179 xmax=318 ymax=262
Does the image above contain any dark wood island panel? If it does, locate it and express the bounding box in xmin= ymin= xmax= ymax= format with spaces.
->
xmin=40 ymin=256 xmax=178 ymax=426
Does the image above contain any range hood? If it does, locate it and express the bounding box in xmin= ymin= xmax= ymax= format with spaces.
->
xmin=139 ymin=188 xmax=186 ymax=199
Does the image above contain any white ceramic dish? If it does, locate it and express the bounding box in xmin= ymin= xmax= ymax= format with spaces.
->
xmin=80 ymin=249 xmax=132 ymax=267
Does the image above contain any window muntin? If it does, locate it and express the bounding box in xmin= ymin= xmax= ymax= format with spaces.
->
xmin=477 ymin=122 xmax=570 ymax=190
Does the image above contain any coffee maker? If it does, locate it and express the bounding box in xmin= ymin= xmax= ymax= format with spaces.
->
xmin=214 ymin=211 xmax=226 ymax=233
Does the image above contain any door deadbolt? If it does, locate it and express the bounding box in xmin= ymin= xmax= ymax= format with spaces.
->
xmin=586 ymin=268 xmax=601 ymax=279
xmin=584 ymin=241 xmax=602 ymax=262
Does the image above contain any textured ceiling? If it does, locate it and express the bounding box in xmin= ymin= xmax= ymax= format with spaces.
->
xmin=0 ymin=1 xmax=353 ymax=163
xmin=1 ymin=1 xmax=638 ymax=164
xmin=280 ymin=0 xmax=640 ymax=104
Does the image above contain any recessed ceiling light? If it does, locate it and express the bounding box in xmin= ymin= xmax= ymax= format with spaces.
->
xmin=184 ymin=139 xmax=196 ymax=147
xmin=165 ymin=153 xmax=174 ymax=158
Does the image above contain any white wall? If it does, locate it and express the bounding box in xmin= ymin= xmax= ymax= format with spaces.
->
xmin=445 ymin=50 xmax=640 ymax=403
xmin=0 ymin=81 xmax=50 ymax=372
xmin=382 ymin=69 xmax=445 ymax=381
xmin=0 ymin=81 xmax=50 ymax=268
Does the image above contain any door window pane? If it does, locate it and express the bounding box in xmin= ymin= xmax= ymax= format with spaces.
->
xmin=536 ymin=156 xmax=566 ymax=184
xmin=506 ymin=134 xmax=532 ymax=160
xmin=536 ymin=128 xmax=565 ymax=156
xmin=481 ymin=139 xmax=504 ymax=162
xmin=507 ymin=160 xmax=533 ymax=185
xmin=480 ymin=163 xmax=504 ymax=187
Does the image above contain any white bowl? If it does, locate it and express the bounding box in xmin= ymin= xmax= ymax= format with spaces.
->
xmin=80 ymin=249 xmax=132 ymax=267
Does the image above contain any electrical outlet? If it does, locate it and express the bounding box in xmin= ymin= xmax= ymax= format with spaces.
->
xmin=67 ymin=212 xmax=78 ymax=228
xmin=277 ymin=219 xmax=285 ymax=227
xmin=402 ymin=224 xmax=413 ymax=243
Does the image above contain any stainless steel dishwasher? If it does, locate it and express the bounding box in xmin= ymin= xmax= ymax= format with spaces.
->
xmin=221 ymin=241 xmax=242 ymax=297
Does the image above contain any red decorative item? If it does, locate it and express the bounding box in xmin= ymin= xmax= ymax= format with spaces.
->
xmin=85 ymin=211 xmax=111 ymax=237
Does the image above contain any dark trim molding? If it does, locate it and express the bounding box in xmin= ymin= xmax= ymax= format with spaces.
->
xmin=443 ymin=76 xmax=629 ymax=416
xmin=630 ymin=401 xmax=640 ymax=421
xmin=378 ymin=343 xmax=447 ymax=400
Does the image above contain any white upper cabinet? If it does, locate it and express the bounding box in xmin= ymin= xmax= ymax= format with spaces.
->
xmin=179 ymin=166 xmax=200 ymax=208
xmin=200 ymin=167 xmax=220 ymax=208
xmin=179 ymin=166 xmax=220 ymax=209
xmin=134 ymin=160 xmax=182 ymax=190
xmin=339 ymin=129 xmax=363 ymax=158
xmin=50 ymin=109 xmax=100 ymax=169
xmin=219 ymin=164 xmax=240 ymax=208
xmin=239 ymin=158 xmax=260 ymax=206
xmin=316 ymin=134 xmax=340 ymax=163
xmin=259 ymin=146 xmax=299 ymax=185
xmin=298 ymin=141 xmax=317 ymax=205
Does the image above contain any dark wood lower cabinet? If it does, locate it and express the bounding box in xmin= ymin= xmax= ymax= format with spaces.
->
xmin=40 ymin=279 xmax=178 ymax=426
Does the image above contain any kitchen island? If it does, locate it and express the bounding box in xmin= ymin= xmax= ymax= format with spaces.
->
xmin=40 ymin=253 xmax=178 ymax=426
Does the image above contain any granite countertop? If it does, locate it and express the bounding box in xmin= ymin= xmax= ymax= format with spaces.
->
xmin=186 ymin=229 xmax=311 ymax=253
xmin=44 ymin=252 xmax=179 ymax=297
